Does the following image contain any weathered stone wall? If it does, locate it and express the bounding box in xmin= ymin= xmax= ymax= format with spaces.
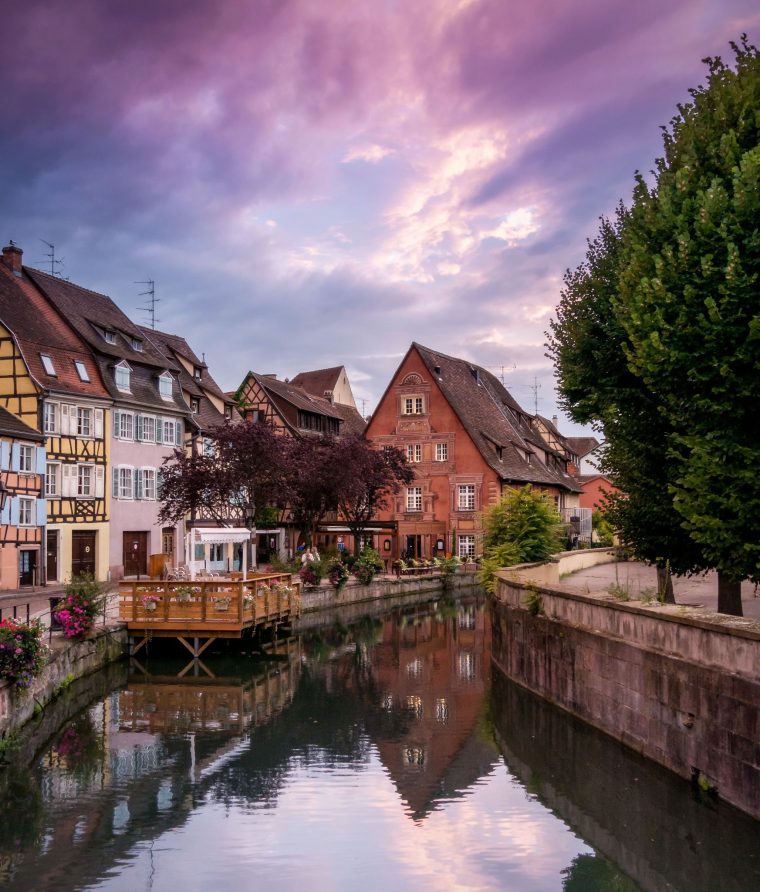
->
xmin=0 ymin=624 xmax=127 ymax=739
xmin=492 ymin=575 xmax=760 ymax=819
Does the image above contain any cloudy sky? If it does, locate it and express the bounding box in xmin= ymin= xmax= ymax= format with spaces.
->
xmin=2 ymin=0 xmax=757 ymax=430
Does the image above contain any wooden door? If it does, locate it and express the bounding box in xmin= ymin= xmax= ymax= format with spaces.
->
xmin=123 ymin=531 xmax=149 ymax=577
xmin=46 ymin=530 xmax=59 ymax=581
xmin=72 ymin=531 xmax=96 ymax=577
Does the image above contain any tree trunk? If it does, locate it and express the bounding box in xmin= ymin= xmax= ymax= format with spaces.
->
xmin=717 ymin=573 xmax=743 ymax=616
xmin=655 ymin=565 xmax=675 ymax=604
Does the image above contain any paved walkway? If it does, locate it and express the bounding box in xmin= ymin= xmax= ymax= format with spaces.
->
xmin=565 ymin=561 xmax=760 ymax=620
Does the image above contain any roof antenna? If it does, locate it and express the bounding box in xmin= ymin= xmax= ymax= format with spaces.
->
xmin=136 ymin=279 xmax=160 ymax=329
xmin=37 ymin=240 xmax=67 ymax=278
xmin=530 ymin=375 xmax=541 ymax=414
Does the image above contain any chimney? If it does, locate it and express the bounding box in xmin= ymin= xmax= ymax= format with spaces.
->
xmin=1 ymin=242 xmax=23 ymax=277
xmin=552 ymin=415 xmax=558 ymax=427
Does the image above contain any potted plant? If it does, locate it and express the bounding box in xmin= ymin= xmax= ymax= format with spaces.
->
xmin=141 ymin=594 xmax=161 ymax=612
xmin=0 ymin=618 xmax=47 ymax=688
xmin=174 ymin=585 xmax=193 ymax=603
xmin=327 ymin=559 xmax=350 ymax=591
xmin=213 ymin=596 xmax=231 ymax=612
xmin=54 ymin=574 xmax=106 ymax=639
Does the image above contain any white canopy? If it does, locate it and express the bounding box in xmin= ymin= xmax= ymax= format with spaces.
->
xmin=185 ymin=527 xmax=254 ymax=580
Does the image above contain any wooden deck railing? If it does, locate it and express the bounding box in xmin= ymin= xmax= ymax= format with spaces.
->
xmin=118 ymin=574 xmax=301 ymax=629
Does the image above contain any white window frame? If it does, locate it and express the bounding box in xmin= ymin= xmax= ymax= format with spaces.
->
xmin=117 ymin=466 xmax=133 ymax=500
xmin=115 ymin=361 xmax=131 ymax=393
xmin=77 ymin=407 xmax=92 ymax=438
xmin=458 ymin=535 xmax=476 ymax=559
xmin=40 ymin=353 xmax=56 ymax=376
xmin=140 ymin=415 xmax=156 ymax=443
xmin=159 ymin=372 xmax=173 ymax=400
xmin=103 ymin=330 xmax=116 ymax=344
xmin=131 ymin=338 xmax=143 ymax=352
xmin=44 ymin=403 xmax=58 ymax=434
xmin=117 ymin=411 xmax=134 ymax=441
xmin=45 ymin=462 xmax=60 ymax=497
xmin=77 ymin=464 xmax=93 ymax=497
xmin=18 ymin=445 xmax=34 ymax=473
xmin=190 ymin=398 xmax=200 ymax=414
xmin=435 ymin=442 xmax=448 ymax=462
xmin=18 ymin=498 xmax=34 ymax=526
xmin=74 ymin=360 xmax=90 ymax=382
xmin=142 ymin=467 xmax=156 ymax=501
xmin=406 ymin=486 xmax=422 ymax=512
xmin=458 ymin=484 xmax=476 ymax=511
xmin=406 ymin=444 xmax=422 ymax=463
xmin=402 ymin=395 xmax=425 ymax=415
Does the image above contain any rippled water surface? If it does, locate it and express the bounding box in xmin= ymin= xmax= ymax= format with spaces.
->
xmin=0 ymin=596 xmax=757 ymax=891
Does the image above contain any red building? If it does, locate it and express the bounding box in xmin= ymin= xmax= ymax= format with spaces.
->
xmin=365 ymin=343 xmax=581 ymax=560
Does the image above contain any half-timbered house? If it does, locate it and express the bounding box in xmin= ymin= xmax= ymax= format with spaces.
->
xmin=0 ymin=406 xmax=46 ymax=588
xmin=24 ymin=269 xmax=192 ymax=580
xmin=0 ymin=243 xmax=111 ymax=581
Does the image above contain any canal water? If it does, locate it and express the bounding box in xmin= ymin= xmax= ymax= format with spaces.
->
xmin=0 ymin=595 xmax=758 ymax=891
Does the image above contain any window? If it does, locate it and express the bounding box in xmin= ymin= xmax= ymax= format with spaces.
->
xmin=190 ymin=398 xmax=199 ymax=414
xmin=43 ymin=403 xmax=57 ymax=434
xmin=131 ymin=338 xmax=143 ymax=352
xmin=117 ymin=467 xmax=133 ymax=499
xmin=406 ymin=444 xmax=422 ymax=463
xmin=402 ymin=395 xmax=424 ymax=415
xmin=40 ymin=353 xmax=56 ymax=376
xmin=18 ymin=498 xmax=34 ymax=526
xmin=209 ymin=544 xmax=224 ymax=562
xmin=117 ymin=412 xmax=133 ymax=440
xmin=193 ymin=366 xmax=202 ymax=380
xmin=435 ymin=442 xmax=448 ymax=462
xmin=406 ymin=486 xmax=422 ymax=511
xmin=74 ymin=360 xmax=90 ymax=382
xmin=159 ymin=372 xmax=173 ymax=400
xmin=77 ymin=407 xmax=92 ymax=437
xmin=77 ymin=465 xmax=93 ymax=497
xmin=202 ymin=439 xmax=215 ymax=457
xmin=45 ymin=463 xmax=60 ymax=497
xmin=115 ymin=362 xmax=131 ymax=392
xmin=19 ymin=445 xmax=33 ymax=472
xmin=142 ymin=468 xmax=156 ymax=500
xmin=140 ymin=415 xmax=156 ymax=442
xmin=458 ymin=535 xmax=476 ymax=559
xmin=103 ymin=330 xmax=116 ymax=344
xmin=458 ymin=484 xmax=476 ymax=510
xmin=162 ymin=418 xmax=179 ymax=445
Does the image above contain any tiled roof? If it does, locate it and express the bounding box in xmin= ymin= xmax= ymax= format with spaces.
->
xmin=289 ymin=366 xmax=343 ymax=398
xmin=251 ymin=373 xmax=344 ymax=421
xmin=0 ymin=406 xmax=44 ymax=442
xmin=330 ymin=401 xmax=367 ymax=436
xmin=565 ymin=436 xmax=601 ymax=458
xmin=414 ymin=343 xmax=581 ymax=492
xmin=0 ymin=264 xmax=110 ymax=400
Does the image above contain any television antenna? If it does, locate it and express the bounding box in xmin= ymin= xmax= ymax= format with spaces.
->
xmin=136 ymin=279 xmax=160 ymax=329
xmin=37 ymin=240 xmax=67 ymax=278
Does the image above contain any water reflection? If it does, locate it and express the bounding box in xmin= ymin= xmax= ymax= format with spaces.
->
xmin=0 ymin=596 xmax=756 ymax=891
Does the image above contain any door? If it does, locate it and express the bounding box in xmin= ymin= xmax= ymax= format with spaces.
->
xmin=405 ymin=535 xmax=421 ymax=560
xmin=72 ymin=531 xmax=96 ymax=578
xmin=123 ymin=531 xmax=149 ymax=577
xmin=19 ymin=549 xmax=37 ymax=586
xmin=46 ymin=530 xmax=59 ymax=581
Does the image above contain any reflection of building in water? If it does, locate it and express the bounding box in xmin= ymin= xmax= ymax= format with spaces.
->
xmin=5 ymin=650 xmax=300 ymax=892
xmin=358 ymin=600 xmax=498 ymax=821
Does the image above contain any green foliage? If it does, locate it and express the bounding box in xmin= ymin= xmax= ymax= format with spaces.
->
xmin=0 ymin=618 xmax=47 ymax=688
xmin=523 ymin=586 xmax=544 ymax=616
xmin=57 ymin=574 xmax=107 ymax=639
xmin=478 ymin=486 xmax=563 ymax=593
xmin=437 ymin=555 xmax=461 ymax=591
xmin=592 ymin=511 xmax=614 ymax=547
xmin=353 ymin=548 xmax=384 ymax=586
xmin=326 ymin=558 xmax=350 ymax=590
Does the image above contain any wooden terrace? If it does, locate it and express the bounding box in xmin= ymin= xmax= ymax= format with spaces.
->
xmin=119 ymin=572 xmax=301 ymax=658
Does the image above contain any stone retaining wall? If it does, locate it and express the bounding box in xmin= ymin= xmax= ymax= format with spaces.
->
xmin=492 ymin=573 xmax=760 ymax=819
xmin=0 ymin=624 xmax=128 ymax=740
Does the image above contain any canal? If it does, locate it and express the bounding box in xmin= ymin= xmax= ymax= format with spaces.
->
xmin=0 ymin=594 xmax=757 ymax=891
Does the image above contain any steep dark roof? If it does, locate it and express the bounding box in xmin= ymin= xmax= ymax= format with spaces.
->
xmin=290 ymin=366 xmax=343 ymax=398
xmin=251 ymin=374 xmax=343 ymax=421
xmin=413 ymin=343 xmax=581 ymax=492
xmin=330 ymin=402 xmax=367 ymax=436
xmin=0 ymin=264 xmax=109 ymax=400
xmin=0 ymin=406 xmax=44 ymax=442
xmin=565 ymin=436 xmax=601 ymax=458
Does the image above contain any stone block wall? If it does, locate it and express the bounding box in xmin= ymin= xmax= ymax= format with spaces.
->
xmin=492 ymin=575 xmax=760 ymax=819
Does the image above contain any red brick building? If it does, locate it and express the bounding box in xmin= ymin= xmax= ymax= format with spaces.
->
xmin=365 ymin=344 xmax=581 ymax=560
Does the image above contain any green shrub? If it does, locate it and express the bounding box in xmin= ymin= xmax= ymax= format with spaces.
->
xmin=0 ymin=618 xmax=47 ymax=687
xmin=353 ymin=548 xmax=383 ymax=586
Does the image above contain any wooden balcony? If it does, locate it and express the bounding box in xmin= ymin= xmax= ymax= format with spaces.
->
xmin=119 ymin=573 xmax=301 ymax=657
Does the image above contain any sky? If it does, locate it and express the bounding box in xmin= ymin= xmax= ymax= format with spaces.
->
xmin=2 ymin=0 xmax=758 ymax=432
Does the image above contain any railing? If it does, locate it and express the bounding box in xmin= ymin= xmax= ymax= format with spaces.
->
xmin=119 ymin=574 xmax=301 ymax=626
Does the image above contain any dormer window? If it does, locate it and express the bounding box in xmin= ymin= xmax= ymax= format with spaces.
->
xmin=224 ymin=406 xmax=232 ymax=420
xmin=74 ymin=360 xmax=90 ymax=382
xmin=190 ymin=398 xmax=200 ymax=414
xmin=40 ymin=353 xmax=56 ymax=376
xmin=193 ymin=366 xmax=202 ymax=380
xmin=115 ymin=361 xmax=131 ymax=392
xmin=103 ymin=330 xmax=116 ymax=344
xmin=131 ymin=338 xmax=143 ymax=352
xmin=158 ymin=371 xmax=173 ymax=400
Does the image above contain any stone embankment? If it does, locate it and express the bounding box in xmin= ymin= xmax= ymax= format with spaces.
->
xmin=492 ymin=561 xmax=760 ymax=819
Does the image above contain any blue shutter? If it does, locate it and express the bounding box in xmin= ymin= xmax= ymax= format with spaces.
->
xmin=35 ymin=446 xmax=46 ymax=474
xmin=10 ymin=443 xmax=20 ymax=471
xmin=156 ymin=420 xmax=163 ymax=444
xmin=112 ymin=467 xmax=119 ymax=499
xmin=0 ymin=497 xmax=9 ymax=524
xmin=9 ymin=497 xmax=19 ymax=526
xmin=113 ymin=410 xmax=120 ymax=438
xmin=134 ymin=468 xmax=143 ymax=500
xmin=36 ymin=498 xmax=47 ymax=526
xmin=175 ymin=420 xmax=182 ymax=446
xmin=135 ymin=415 xmax=144 ymax=441
xmin=0 ymin=442 xmax=9 ymax=470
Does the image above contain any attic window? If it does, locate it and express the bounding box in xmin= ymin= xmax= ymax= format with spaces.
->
xmin=103 ymin=330 xmax=116 ymax=344
xmin=190 ymin=398 xmax=200 ymax=414
xmin=193 ymin=366 xmax=202 ymax=380
xmin=74 ymin=360 xmax=90 ymax=382
xmin=159 ymin=371 xmax=173 ymax=400
xmin=40 ymin=353 xmax=56 ymax=376
xmin=131 ymin=338 xmax=143 ymax=352
xmin=115 ymin=361 xmax=131 ymax=392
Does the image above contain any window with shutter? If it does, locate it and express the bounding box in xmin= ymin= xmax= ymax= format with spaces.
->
xmin=94 ymin=408 xmax=103 ymax=438
xmin=95 ymin=465 xmax=104 ymax=497
xmin=134 ymin=468 xmax=143 ymax=500
xmin=112 ymin=467 xmax=119 ymax=499
xmin=60 ymin=404 xmax=72 ymax=435
xmin=0 ymin=442 xmax=9 ymax=471
xmin=135 ymin=415 xmax=144 ymax=441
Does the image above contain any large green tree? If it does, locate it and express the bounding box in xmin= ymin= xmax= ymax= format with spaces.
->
xmin=614 ymin=37 xmax=760 ymax=613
